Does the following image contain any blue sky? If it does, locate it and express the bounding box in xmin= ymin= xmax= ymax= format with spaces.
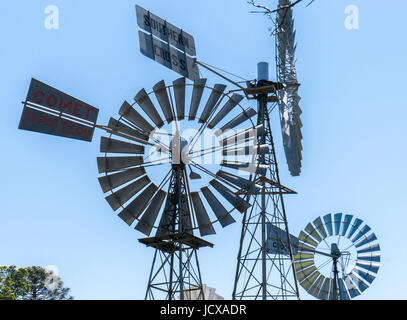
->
xmin=1 ymin=0 xmax=406 ymax=299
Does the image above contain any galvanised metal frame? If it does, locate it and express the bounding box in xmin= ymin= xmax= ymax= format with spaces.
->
xmin=144 ymin=164 xmax=205 ymax=300
xmin=232 ymin=63 xmax=300 ymax=300
xmin=145 ymin=243 xmax=204 ymax=300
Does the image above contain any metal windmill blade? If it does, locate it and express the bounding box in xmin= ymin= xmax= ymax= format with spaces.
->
xmin=294 ymin=213 xmax=381 ymax=300
xmin=189 ymin=78 xmax=207 ymax=120
xmin=276 ymin=0 xmax=303 ymax=176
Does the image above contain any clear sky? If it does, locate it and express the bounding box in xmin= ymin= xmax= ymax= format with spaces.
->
xmin=1 ymin=0 xmax=406 ymax=300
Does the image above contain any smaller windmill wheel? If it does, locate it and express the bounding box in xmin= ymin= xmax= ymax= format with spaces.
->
xmin=294 ymin=213 xmax=381 ymax=300
xmin=96 ymin=77 xmax=267 ymax=238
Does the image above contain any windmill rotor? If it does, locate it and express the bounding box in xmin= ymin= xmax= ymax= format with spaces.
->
xmin=295 ymin=213 xmax=381 ymax=300
xmin=97 ymin=77 xmax=266 ymax=238
xmin=276 ymin=0 xmax=303 ymax=176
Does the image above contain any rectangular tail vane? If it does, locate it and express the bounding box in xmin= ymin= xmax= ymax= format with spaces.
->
xmin=19 ymin=78 xmax=99 ymax=142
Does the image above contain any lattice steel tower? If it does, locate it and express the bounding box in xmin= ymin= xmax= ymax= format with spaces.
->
xmin=232 ymin=62 xmax=300 ymax=300
xmin=141 ymin=137 xmax=212 ymax=300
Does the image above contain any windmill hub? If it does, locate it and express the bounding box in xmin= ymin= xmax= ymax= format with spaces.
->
xmin=330 ymin=243 xmax=342 ymax=258
xmin=314 ymin=235 xmax=356 ymax=278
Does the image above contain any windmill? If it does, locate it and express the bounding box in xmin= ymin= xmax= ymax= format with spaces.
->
xmin=98 ymin=78 xmax=264 ymax=300
xmin=269 ymin=213 xmax=381 ymax=299
xmin=232 ymin=0 xmax=303 ymax=299
xmin=18 ymin=75 xmax=265 ymax=300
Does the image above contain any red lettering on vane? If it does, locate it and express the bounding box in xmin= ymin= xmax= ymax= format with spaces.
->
xmin=84 ymin=106 xmax=94 ymax=120
xmin=60 ymin=120 xmax=92 ymax=139
xmin=30 ymin=87 xmax=95 ymax=124
xmin=38 ymin=114 xmax=55 ymax=128
xmin=73 ymin=103 xmax=82 ymax=117
xmin=33 ymin=90 xmax=45 ymax=104
xmin=25 ymin=109 xmax=36 ymax=122
xmin=58 ymin=99 xmax=73 ymax=114
xmin=46 ymin=94 xmax=58 ymax=109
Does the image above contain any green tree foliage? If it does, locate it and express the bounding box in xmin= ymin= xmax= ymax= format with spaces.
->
xmin=0 ymin=265 xmax=73 ymax=300
xmin=0 ymin=266 xmax=30 ymax=300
